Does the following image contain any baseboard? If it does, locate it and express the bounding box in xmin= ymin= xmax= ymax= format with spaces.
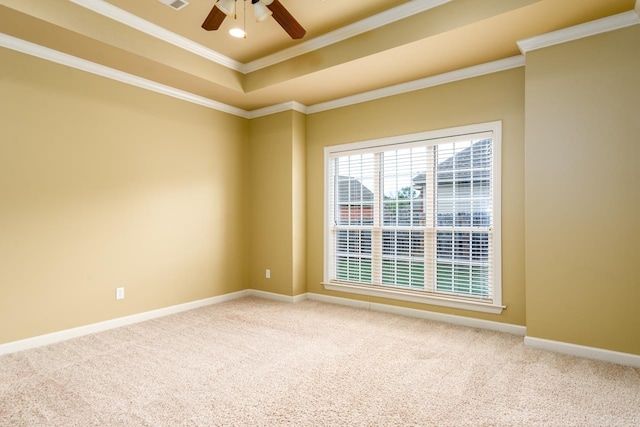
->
xmin=13 ymin=289 xmax=635 ymax=368
xmin=257 ymin=291 xmax=525 ymax=337
xmin=306 ymin=292 xmax=526 ymax=336
xmin=308 ymin=292 xmax=640 ymax=366
xmin=307 ymin=293 xmax=370 ymax=310
xmin=0 ymin=290 xmax=249 ymax=356
xmin=246 ymin=289 xmax=308 ymax=303
xmin=524 ymin=336 xmax=640 ymax=368
xmin=0 ymin=289 xmax=308 ymax=356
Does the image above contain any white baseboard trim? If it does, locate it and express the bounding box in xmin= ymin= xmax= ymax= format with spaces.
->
xmin=0 ymin=290 xmax=249 ymax=356
xmin=305 ymin=292 xmax=526 ymax=336
xmin=292 ymin=293 xmax=309 ymax=303
xmin=524 ymin=336 xmax=640 ymax=368
xmin=15 ymin=288 xmax=637 ymax=368
xmin=246 ymin=289 xmax=308 ymax=303
xmin=307 ymin=293 xmax=370 ymax=310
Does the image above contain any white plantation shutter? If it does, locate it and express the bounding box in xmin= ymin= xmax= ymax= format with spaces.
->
xmin=325 ymin=123 xmax=502 ymax=312
xmin=432 ymin=136 xmax=494 ymax=299
xmin=328 ymin=152 xmax=377 ymax=284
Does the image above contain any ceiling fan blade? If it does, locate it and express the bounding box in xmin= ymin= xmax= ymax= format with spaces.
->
xmin=202 ymin=5 xmax=226 ymax=31
xmin=265 ymin=0 xmax=306 ymax=39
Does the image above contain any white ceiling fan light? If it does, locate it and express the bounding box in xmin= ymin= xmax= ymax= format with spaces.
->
xmin=216 ymin=0 xmax=236 ymax=16
xmin=229 ymin=27 xmax=247 ymax=38
xmin=251 ymin=0 xmax=272 ymax=22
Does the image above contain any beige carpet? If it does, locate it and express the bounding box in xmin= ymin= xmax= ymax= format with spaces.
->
xmin=1 ymin=297 xmax=639 ymax=426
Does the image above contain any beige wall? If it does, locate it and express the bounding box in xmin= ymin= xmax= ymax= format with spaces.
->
xmin=291 ymin=112 xmax=307 ymax=297
xmin=524 ymin=25 xmax=640 ymax=354
xmin=249 ymin=111 xmax=307 ymax=297
xmin=3 ymin=21 xmax=638 ymax=358
xmin=0 ymin=48 xmax=250 ymax=344
xmin=306 ymin=68 xmax=527 ymax=326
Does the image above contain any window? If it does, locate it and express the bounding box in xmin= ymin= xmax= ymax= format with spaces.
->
xmin=324 ymin=122 xmax=503 ymax=314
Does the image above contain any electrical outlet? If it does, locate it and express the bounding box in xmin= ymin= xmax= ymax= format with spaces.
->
xmin=116 ymin=287 xmax=125 ymax=300
xmin=265 ymin=269 xmax=270 ymax=279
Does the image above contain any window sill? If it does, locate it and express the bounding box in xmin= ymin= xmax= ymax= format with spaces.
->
xmin=322 ymin=281 xmax=505 ymax=315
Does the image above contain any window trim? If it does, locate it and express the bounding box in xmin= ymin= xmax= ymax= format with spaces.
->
xmin=323 ymin=121 xmax=504 ymax=314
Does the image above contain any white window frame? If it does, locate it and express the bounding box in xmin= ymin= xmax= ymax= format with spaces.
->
xmin=323 ymin=121 xmax=504 ymax=314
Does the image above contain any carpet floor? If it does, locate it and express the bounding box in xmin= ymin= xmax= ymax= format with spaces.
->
xmin=1 ymin=297 xmax=639 ymax=426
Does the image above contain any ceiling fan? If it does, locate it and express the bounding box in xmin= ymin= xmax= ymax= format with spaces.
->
xmin=202 ymin=0 xmax=306 ymax=39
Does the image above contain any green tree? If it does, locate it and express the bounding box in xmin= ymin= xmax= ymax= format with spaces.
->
xmin=396 ymin=186 xmax=418 ymax=199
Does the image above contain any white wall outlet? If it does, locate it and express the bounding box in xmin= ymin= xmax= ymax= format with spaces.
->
xmin=116 ymin=287 xmax=125 ymax=300
xmin=265 ymin=269 xmax=270 ymax=279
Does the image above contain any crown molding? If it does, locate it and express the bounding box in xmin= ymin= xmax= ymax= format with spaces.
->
xmin=306 ymin=55 xmax=525 ymax=114
xmin=2 ymin=31 xmax=527 ymax=119
xmin=247 ymin=101 xmax=307 ymax=119
xmin=517 ymin=10 xmax=640 ymax=54
xmin=69 ymin=0 xmax=246 ymax=72
xmin=63 ymin=1 xmax=639 ymax=81
xmin=244 ymin=0 xmax=452 ymax=72
xmin=249 ymin=56 xmax=524 ymax=117
xmin=68 ymin=0 xmax=451 ymax=74
xmin=0 ymin=33 xmax=248 ymax=118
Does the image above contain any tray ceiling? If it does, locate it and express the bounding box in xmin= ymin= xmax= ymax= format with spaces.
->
xmin=0 ymin=0 xmax=636 ymax=111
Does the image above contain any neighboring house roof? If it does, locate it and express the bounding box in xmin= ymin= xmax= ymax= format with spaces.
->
xmin=437 ymin=138 xmax=492 ymax=171
xmin=413 ymin=139 xmax=492 ymax=186
xmin=338 ymin=139 xmax=492 ymax=201
xmin=338 ymin=176 xmax=374 ymax=204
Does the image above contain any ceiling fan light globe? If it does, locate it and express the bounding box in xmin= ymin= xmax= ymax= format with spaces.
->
xmin=229 ymin=27 xmax=246 ymax=38
xmin=252 ymin=2 xmax=272 ymax=22
xmin=216 ymin=0 xmax=236 ymax=16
